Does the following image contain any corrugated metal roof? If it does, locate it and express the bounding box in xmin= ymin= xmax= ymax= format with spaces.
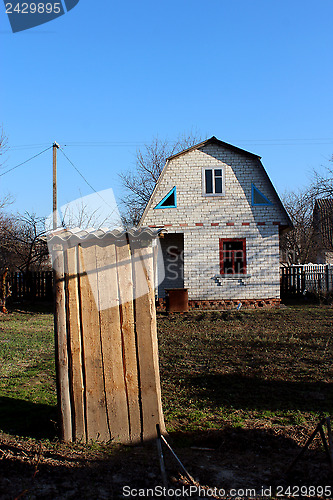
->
xmin=47 ymin=226 xmax=165 ymax=243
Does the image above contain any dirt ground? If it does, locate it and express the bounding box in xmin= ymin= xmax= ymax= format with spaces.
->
xmin=1 ymin=423 xmax=332 ymax=499
xmin=1 ymin=305 xmax=333 ymax=499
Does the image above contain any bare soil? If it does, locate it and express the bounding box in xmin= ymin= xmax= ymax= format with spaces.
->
xmin=1 ymin=304 xmax=333 ymax=499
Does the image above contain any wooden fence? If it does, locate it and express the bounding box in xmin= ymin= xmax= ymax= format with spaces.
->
xmin=280 ymin=264 xmax=333 ymax=296
xmin=9 ymin=271 xmax=53 ymax=302
xmin=50 ymin=228 xmax=165 ymax=444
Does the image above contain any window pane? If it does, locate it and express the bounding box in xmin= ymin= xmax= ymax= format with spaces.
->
xmin=221 ymin=240 xmax=245 ymax=274
xmin=215 ymin=177 xmax=222 ymax=193
xmin=205 ymin=170 xmax=213 ymax=193
xmin=160 ymin=191 xmax=175 ymax=207
xmin=214 ymin=169 xmax=222 ymax=177
xmin=224 ymin=241 xmax=243 ymax=251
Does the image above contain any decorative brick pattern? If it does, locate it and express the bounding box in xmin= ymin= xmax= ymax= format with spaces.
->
xmin=156 ymin=298 xmax=281 ymax=311
xmin=141 ymin=142 xmax=290 ymax=301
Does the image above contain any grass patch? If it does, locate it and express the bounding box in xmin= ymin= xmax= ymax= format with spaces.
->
xmin=0 ymin=304 xmax=332 ymax=440
xmin=0 ymin=308 xmax=57 ymax=438
xmin=158 ymin=306 xmax=333 ymax=433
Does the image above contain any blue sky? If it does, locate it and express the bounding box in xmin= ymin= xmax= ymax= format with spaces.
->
xmin=1 ymin=0 xmax=333 ymax=220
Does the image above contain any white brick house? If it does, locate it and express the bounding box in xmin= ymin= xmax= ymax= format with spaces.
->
xmin=139 ymin=137 xmax=292 ymax=308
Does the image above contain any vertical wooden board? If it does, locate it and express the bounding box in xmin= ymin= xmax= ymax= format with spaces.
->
xmin=78 ymin=244 xmax=110 ymax=442
xmin=53 ymin=245 xmax=72 ymax=442
xmin=95 ymin=242 xmax=130 ymax=443
xmin=116 ymin=242 xmax=141 ymax=443
xmin=133 ymin=245 xmax=165 ymax=441
xmin=66 ymin=245 xmax=86 ymax=442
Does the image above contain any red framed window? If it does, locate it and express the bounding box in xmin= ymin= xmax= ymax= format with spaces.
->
xmin=219 ymin=238 xmax=246 ymax=275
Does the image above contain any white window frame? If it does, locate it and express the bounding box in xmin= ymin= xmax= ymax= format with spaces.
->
xmin=202 ymin=166 xmax=225 ymax=197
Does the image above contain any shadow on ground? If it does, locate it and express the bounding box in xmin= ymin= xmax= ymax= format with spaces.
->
xmin=187 ymin=374 xmax=333 ymax=413
xmin=0 ymin=397 xmax=57 ymax=440
xmin=0 ymin=426 xmax=332 ymax=499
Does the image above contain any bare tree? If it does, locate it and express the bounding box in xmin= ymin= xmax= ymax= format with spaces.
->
xmin=0 ymin=127 xmax=8 ymax=167
xmin=59 ymin=202 xmax=106 ymax=229
xmin=312 ymin=155 xmax=333 ymax=191
xmin=119 ymin=131 xmax=202 ymax=225
xmin=0 ymin=212 xmax=49 ymax=273
xmin=280 ymin=189 xmax=318 ymax=264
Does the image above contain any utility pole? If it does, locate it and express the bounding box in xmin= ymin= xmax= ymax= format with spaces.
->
xmin=53 ymin=142 xmax=59 ymax=230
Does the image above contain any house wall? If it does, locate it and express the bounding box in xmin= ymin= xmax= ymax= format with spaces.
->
xmin=141 ymin=143 xmax=289 ymax=301
xmin=182 ymin=225 xmax=280 ymax=300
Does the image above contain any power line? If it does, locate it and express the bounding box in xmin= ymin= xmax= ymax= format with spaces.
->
xmin=62 ymin=142 xmax=145 ymax=148
xmin=10 ymin=143 xmax=51 ymax=151
xmin=8 ymin=138 xmax=333 ymax=150
xmin=58 ymin=146 xmax=119 ymax=214
xmin=0 ymin=145 xmax=53 ymax=177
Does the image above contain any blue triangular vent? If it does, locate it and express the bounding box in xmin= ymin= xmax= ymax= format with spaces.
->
xmin=154 ymin=187 xmax=177 ymax=209
xmin=251 ymin=184 xmax=273 ymax=206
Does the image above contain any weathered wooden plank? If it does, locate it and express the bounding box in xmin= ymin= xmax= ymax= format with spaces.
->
xmin=95 ymin=241 xmax=130 ymax=443
xmin=78 ymin=243 xmax=110 ymax=442
xmin=133 ymin=244 xmax=165 ymax=441
xmin=65 ymin=245 xmax=86 ymax=442
xmin=116 ymin=241 xmax=141 ymax=443
xmin=53 ymin=244 xmax=72 ymax=442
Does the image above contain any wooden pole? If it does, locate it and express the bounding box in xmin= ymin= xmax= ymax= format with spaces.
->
xmin=53 ymin=142 xmax=59 ymax=231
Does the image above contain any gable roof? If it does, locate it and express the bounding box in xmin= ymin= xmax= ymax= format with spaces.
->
xmin=140 ymin=136 xmax=292 ymax=229
xmin=166 ymin=136 xmax=261 ymax=161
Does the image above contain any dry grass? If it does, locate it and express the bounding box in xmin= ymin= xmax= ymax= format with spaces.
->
xmin=0 ymin=303 xmax=332 ymax=498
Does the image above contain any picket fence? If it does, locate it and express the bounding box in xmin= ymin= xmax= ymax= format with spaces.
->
xmin=9 ymin=271 xmax=53 ymax=302
xmin=280 ymin=264 xmax=333 ymax=296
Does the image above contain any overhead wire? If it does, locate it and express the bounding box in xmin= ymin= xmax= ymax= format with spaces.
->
xmin=0 ymin=143 xmax=119 ymax=217
xmin=58 ymin=146 xmax=120 ymax=215
xmin=9 ymin=143 xmax=52 ymax=151
xmin=0 ymin=145 xmax=53 ymax=177
xmin=8 ymin=138 xmax=333 ymax=150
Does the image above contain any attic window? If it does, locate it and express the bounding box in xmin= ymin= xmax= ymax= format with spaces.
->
xmin=251 ymin=184 xmax=272 ymax=206
xmin=154 ymin=186 xmax=177 ymax=209
xmin=203 ymin=167 xmax=225 ymax=196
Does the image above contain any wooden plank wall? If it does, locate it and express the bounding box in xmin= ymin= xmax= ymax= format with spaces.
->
xmin=53 ymin=236 xmax=165 ymax=444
